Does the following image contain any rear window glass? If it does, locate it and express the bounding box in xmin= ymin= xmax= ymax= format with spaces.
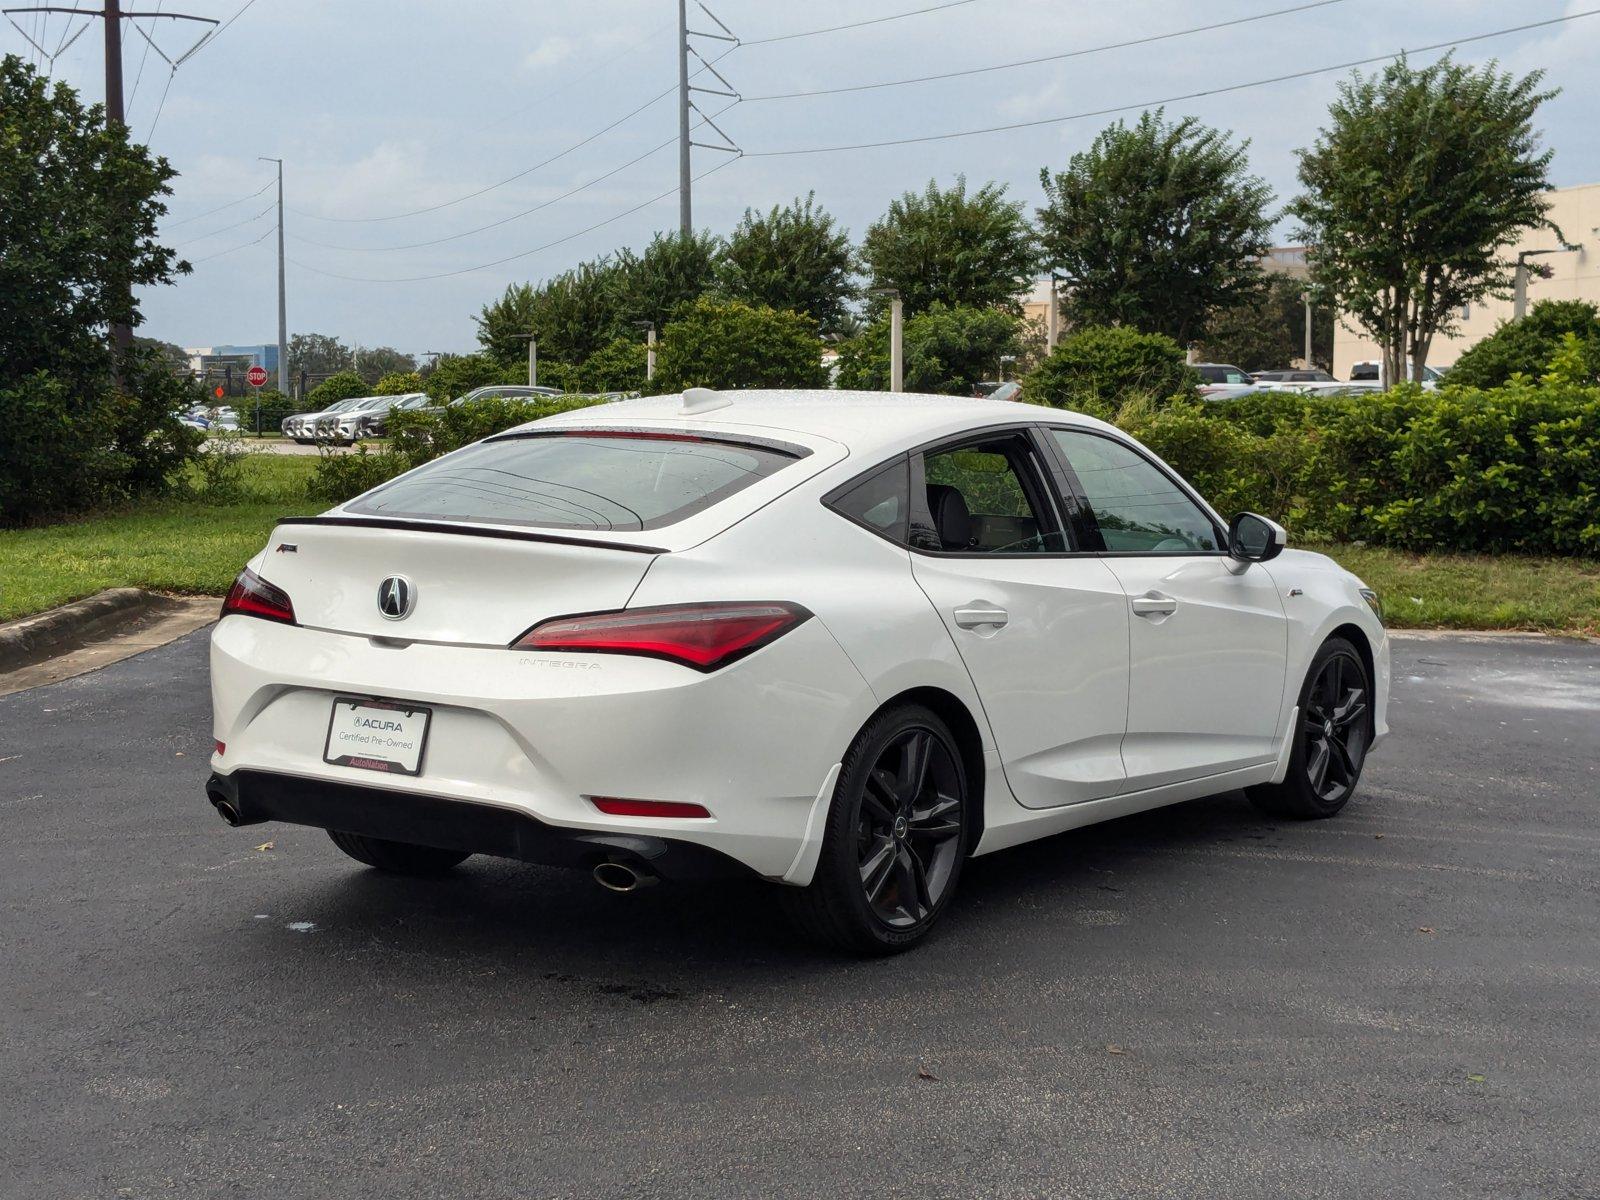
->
xmin=347 ymin=433 xmax=798 ymax=532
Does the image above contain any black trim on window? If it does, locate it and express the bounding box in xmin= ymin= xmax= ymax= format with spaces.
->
xmin=487 ymin=426 xmax=812 ymax=460
xmin=1038 ymin=425 xmax=1229 ymax=556
xmin=275 ymin=516 xmax=666 ymax=555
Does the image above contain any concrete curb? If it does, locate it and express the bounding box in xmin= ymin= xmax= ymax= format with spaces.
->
xmin=0 ymin=589 xmax=179 ymax=674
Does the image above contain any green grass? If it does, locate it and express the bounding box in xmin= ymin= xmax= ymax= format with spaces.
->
xmin=3 ymin=454 xmax=1597 ymax=636
xmin=0 ymin=455 xmax=319 ymax=621
xmin=1310 ymin=543 xmax=1600 ymax=637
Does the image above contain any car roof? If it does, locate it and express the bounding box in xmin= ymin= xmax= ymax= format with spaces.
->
xmin=526 ymin=389 xmax=1118 ymax=460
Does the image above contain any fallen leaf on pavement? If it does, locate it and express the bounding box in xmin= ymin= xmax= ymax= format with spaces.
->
xmin=1468 ymin=1074 xmax=1486 ymax=1083
xmin=254 ymin=841 xmax=275 ymax=852
xmin=1417 ymin=926 xmax=1435 ymax=935
xmin=917 ymin=1066 xmax=938 ymax=1082
xmin=1374 ymin=833 xmax=1385 ymax=840
xmin=1106 ymin=1044 xmax=1126 ymax=1056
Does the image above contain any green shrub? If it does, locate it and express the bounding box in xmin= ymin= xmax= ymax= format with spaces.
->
xmin=834 ymin=304 xmax=1022 ymax=395
xmin=422 ymin=353 xmax=527 ymax=403
xmin=654 ymin=298 xmax=828 ymax=393
xmin=304 ymin=370 xmax=367 ymax=411
xmin=238 ymin=388 xmax=295 ymax=434
xmin=308 ymin=394 xmax=610 ymax=504
xmin=1024 ymin=326 xmax=1198 ymax=418
xmin=374 ymin=370 xmax=425 ymax=396
xmin=576 ymin=336 xmax=648 ymax=394
xmin=1446 ymin=300 xmax=1600 ymax=389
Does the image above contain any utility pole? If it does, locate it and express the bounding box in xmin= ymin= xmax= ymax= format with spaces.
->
xmin=259 ymin=157 xmax=287 ymax=394
xmin=7 ymin=3 xmax=217 ymax=360
xmin=1046 ymin=274 xmax=1061 ymax=353
xmin=677 ymin=0 xmax=691 ymax=237
xmin=676 ymin=2 xmax=739 ymax=239
xmin=636 ymin=321 xmax=657 ymax=381
xmin=528 ymin=334 xmax=538 ymax=388
xmin=869 ymin=289 xmax=904 ymax=393
xmin=1303 ymin=290 xmax=1313 ymax=369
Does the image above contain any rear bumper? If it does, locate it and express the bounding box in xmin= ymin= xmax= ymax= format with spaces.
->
xmin=206 ymin=769 xmax=751 ymax=879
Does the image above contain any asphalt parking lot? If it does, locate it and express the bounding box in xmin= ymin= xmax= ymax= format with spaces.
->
xmin=2 ymin=631 xmax=1597 ymax=1199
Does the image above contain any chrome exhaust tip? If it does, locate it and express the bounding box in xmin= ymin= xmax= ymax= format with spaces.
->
xmin=210 ymin=794 xmax=244 ymax=827
xmin=592 ymin=859 xmax=657 ymax=893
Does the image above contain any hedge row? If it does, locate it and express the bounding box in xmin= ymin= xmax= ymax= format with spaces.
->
xmin=1123 ymin=375 xmax=1600 ymax=556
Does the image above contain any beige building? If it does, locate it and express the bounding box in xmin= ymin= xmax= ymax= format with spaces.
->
xmin=1333 ymin=181 xmax=1600 ymax=378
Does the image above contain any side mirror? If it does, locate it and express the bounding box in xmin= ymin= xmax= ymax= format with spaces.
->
xmin=1227 ymin=512 xmax=1286 ymax=569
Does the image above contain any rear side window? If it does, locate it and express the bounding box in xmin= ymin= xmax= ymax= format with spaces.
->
xmin=347 ymin=433 xmax=798 ymax=532
xmin=827 ymin=458 xmax=910 ymax=543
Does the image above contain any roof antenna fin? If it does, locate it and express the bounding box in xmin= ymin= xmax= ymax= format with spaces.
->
xmin=679 ymin=387 xmax=732 ymax=415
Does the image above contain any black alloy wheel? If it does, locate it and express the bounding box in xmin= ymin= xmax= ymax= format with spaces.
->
xmin=1301 ymin=650 xmax=1370 ymax=805
xmin=781 ymin=704 xmax=970 ymax=954
xmin=1248 ymin=636 xmax=1373 ymax=819
xmin=855 ymin=726 xmax=965 ymax=929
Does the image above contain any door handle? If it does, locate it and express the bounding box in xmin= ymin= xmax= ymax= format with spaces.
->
xmin=953 ymin=603 xmax=1009 ymax=630
xmin=1131 ymin=591 xmax=1178 ymax=618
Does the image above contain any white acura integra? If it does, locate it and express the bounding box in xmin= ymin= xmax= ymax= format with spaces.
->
xmin=208 ymin=389 xmax=1388 ymax=953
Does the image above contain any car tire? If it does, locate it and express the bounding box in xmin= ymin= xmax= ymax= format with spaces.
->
xmin=780 ymin=704 xmax=970 ymax=956
xmin=1248 ymin=636 xmax=1373 ymax=820
xmin=326 ymin=830 xmax=470 ymax=875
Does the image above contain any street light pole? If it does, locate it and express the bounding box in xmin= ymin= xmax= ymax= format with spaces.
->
xmin=1047 ymin=274 xmax=1061 ymax=353
xmin=636 ymin=321 xmax=657 ymax=382
xmin=528 ymin=334 xmax=538 ymax=388
xmin=258 ymin=157 xmax=286 ymax=395
xmin=1303 ymin=290 xmax=1313 ymax=369
xmin=1514 ymin=244 xmax=1584 ymax=320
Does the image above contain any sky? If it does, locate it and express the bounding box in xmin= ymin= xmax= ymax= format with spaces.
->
xmin=9 ymin=0 xmax=1599 ymax=357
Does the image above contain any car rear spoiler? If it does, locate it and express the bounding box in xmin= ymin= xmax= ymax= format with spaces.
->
xmin=274 ymin=516 xmax=667 ymax=555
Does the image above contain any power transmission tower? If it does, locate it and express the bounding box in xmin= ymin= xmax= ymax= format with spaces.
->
xmin=259 ymin=157 xmax=287 ymax=395
xmin=3 ymin=2 xmax=216 ymax=356
xmin=677 ymin=0 xmax=739 ymax=236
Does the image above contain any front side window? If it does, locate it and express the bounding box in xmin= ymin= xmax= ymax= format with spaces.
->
xmin=347 ymin=432 xmax=797 ymax=532
xmin=1049 ymin=430 xmax=1220 ymax=553
xmin=918 ymin=437 xmax=1064 ymax=553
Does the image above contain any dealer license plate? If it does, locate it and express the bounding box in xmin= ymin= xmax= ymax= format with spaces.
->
xmin=323 ymin=697 xmax=431 ymax=776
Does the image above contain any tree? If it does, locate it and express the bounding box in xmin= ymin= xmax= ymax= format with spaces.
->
xmin=1446 ymin=300 xmax=1600 ymax=388
xmin=478 ymin=263 xmax=626 ymax=366
xmin=1037 ymin=110 xmax=1274 ymax=345
xmin=352 ymin=346 xmax=416 ymax=384
xmin=835 ymin=304 xmax=1022 ymax=395
xmin=1024 ymin=326 xmax=1198 ymax=419
xmin=1204 ymin=274 xmax=1334 ymax=372
xmin=422 ymin=352 xmax=524 ymax=402
xmin=304 ymin=370 xmax=368 ymax=410
xmin=653 ymin=298 xmax=828 ymax=393
xmin=374 ymin=371 xmax=424 ymax=395
xmin=0 ymin=54 xmax=196 ymax=523
xmin=616 ymin=231 xmax=719 ymax=330
xmin=287 ymin=332 xmax=352 ymax=378
xmin=717 ymin=193 xmax=856 ymax=333
xmin=1289 ymin=56 xmax=1559 ymax=385
xmin=859 ymin=177 xmax=1039 ymax=315
xmin=576 ymin=336 xmax=649 ymax=394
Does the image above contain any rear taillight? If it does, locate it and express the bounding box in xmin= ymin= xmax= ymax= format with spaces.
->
xmin=220 ymin=567 xmax=296 ymax=624
xmin=512 ymin=601 xmax=811 ymax=671
xmin=590 ymin=797 xmax=712 ymax=819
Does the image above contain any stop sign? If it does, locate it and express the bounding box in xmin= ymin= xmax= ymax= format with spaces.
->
xmin=246 ymin=365 xmax=269 ymax=388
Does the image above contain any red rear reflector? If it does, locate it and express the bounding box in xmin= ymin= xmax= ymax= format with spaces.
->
xmin=513 ymin=602 xmax=810 ymax=671
xmin=214 ymin=740 xmax=226 ymax=756
xmin=220 ymin=567 xmax=296 ymax=624
xmin=590 ymin=797 xmax=712 ymax=819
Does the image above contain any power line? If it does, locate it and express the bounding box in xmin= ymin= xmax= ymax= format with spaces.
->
xmin=162 ymin=179 xmax=274 ymax=229
xmin=289 ymin=45 xmax=737 ymax=225
xmin=287 ymin=153 xmax=741 ymax=284
xmin=126 ymin=0 xmax=161 ymax=112
xmin=177 ymin=0 xmax=258 ymax=65
xmin=179 ymin=201 xmax=274 ymax=245
xmin=188 ymin=224 xmax=272 ymax=265
xmin=145 ymin=65 xmax=175 ymax=141
xmin=745 ymin=9 xmax=1600 ymax=156
xmin=742 ymin=0 xmax=979 ymax=46
xmin=744 ymin=0 xmax=1348 ymax=102
xmin=291 ymin=134 xmax=682 ymax=253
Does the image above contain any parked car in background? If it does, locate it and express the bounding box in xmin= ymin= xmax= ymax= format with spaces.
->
xmin=1350 ymin=361 xmax=1445 ymax=389
xmin=283 ymin=396 xmax=374 ymax=444
xmin=413 ymin=384 xmax=566 ymax=420
xmin=1194 ymin=363 xmax=1258 ymax=401
xmin=206 ymin=388 xmax=1388 ymax=954
xmin=314 ymin=394 xmax=429 ymax=445
xmin=1252 ymin=369 xmax=1336 ymax=389
xmin=985 ymin=381 xmax=1021 ymax=403
xmin=1296 ymin=382 xmax=1383 ymax=398
xmin=354 ymin=393 xmax=433 ymax=439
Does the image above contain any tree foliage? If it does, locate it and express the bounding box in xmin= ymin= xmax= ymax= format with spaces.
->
xmin=616 ymin=231 xmax=720 ymax=331
xmin=575 ymin=336 xmax=649 ymax=394
xmin=1204 ymin=274 xmax=1334 ymax=372
xmin=1289 ymin=55 xmax=1559 ymax=385
xmin=287 ymin=332 xmax=352 ymax=378
xmin=1037 ymin=109 xmax=1274 ymax=345
xmin=834 ymin=304 xmax=1021 ymax=395
xmin=717 ymin=193 xmax=856 ymax=333
xmin=1024 ymin=326 xmax=1198 ymax=419
xmin=0 ymin=55 xmax=198 ymax=523
xmin=352 ymin=346 xmax=416 ymax=384
xmin=860 ymin=177 xmax=1039 ymax=316
xmin=653 ymin=298 xmax=828 ymax=393
xmin=421 ymin=352 xmax=525 ymax=402
xmin=1446 ymin=300 xmax=1600 ymax=388
xmin=304 ymin=370 xmax=368 ymax=410
xmin=373 ymin=371 xmax=424 ymax=396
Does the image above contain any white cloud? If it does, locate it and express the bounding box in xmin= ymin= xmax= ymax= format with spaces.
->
xmin=524 ymin=36 xmax=576 ymax=71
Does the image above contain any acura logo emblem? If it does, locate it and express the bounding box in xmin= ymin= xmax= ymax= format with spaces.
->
xmin=377 ymin=575 xmax=415 ymax=620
